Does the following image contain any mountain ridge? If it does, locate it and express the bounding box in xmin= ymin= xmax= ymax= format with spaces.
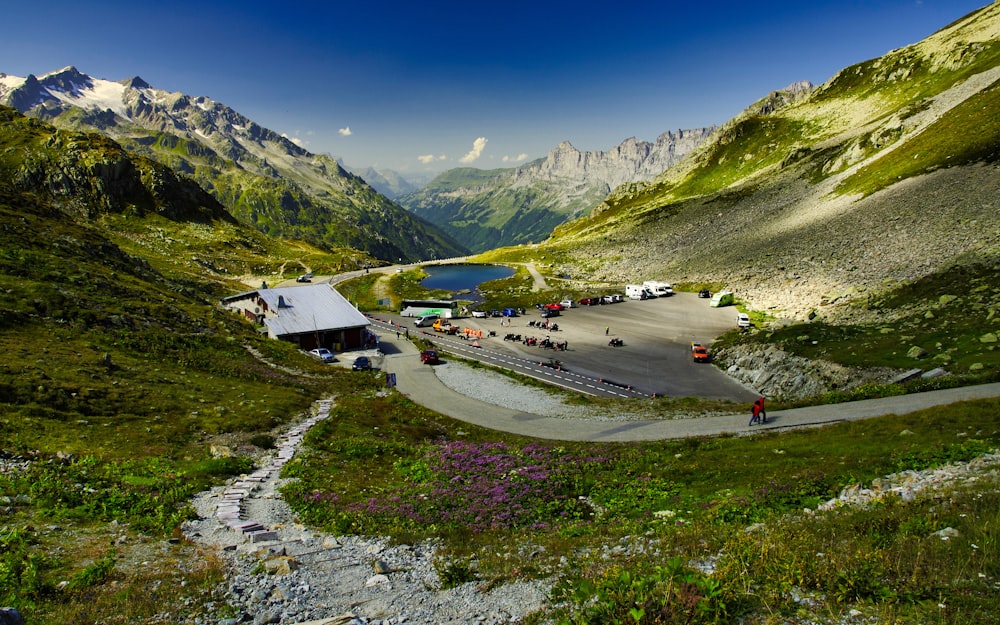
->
xmin=533 ymin=1 xmax=1000 ymax=322
xmin=398 ymin=127 xmax=716 ymax=252
xmin=0 ymin=66 xmax=468 ymax=262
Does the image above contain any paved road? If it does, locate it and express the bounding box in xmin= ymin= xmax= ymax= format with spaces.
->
xmin=376 ymin=333 xmax=1000 ymax=441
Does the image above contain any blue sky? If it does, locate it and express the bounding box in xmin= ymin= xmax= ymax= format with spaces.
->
xmin=1 ymin=1 xmax=989 ymax=176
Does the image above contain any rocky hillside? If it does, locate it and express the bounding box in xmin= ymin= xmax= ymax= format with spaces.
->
xmin=537 ymin=3 xmax=1000 ymax=324
xmin=398 ymin=129 xmax=714 ymax=252
xmin=0 ymin=67 xmax=467 ymax=262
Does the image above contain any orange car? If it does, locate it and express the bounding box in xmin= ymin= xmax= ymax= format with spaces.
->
xmin=691 ymin=342 xmax=711 ymax=363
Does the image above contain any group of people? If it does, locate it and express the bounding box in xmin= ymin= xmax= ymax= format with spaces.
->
xmin=748 ymin=396 xmax=767 ymax=426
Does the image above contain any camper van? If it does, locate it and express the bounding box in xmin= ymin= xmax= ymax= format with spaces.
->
xmin=710 ymin=291 xmax=735 ymax=308
xmin=414 ymin=314 xmax=440 ymax=327
xmin=642 ymin=281 xmax=674 ymax=297
xmin=625 ymin=285 xmax=654 ymax=300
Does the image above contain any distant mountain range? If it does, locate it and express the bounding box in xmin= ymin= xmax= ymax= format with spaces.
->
xmin=0 ymin=67 xmax=467 ymax=262
xmin=395 ymin=130 xmax=716 ymax=252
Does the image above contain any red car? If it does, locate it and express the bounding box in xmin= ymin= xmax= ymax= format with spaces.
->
xmin=691 ymin=342 xmax=710 ymax=363
xmin=544 ymin=302 xmax=564 ymax=311
xmin=420 ymin=349 xmax=440 ymax=365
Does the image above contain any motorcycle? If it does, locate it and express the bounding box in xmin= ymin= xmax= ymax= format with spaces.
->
xmin=608 ymin=337 xmax=624 ymax=347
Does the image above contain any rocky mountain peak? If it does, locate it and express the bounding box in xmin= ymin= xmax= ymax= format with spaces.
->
xmin=39 ymin=65 xmax=91 ymax=94
xmin=122 ymin=76 xmax=151 ymax=90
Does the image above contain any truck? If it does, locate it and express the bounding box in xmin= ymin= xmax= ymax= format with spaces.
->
xmin=625 ymin=284 xmax=654 ymax=300
xmin=432 ymin=318 xmax=459 ymax=334
xmin=642 ymin=281 xmax=674 ymax=297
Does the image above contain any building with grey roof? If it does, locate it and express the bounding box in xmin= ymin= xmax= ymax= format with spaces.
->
xmin=222 ymin=283 xmax=372 ymax=352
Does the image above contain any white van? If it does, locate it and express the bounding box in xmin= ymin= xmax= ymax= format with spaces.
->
xmin=414 ymin=314 xmax=440 ymax=327
xmin=625 ymin=285 xmax=654 ymax=300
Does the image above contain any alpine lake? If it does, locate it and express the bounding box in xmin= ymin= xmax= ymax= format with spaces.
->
xmin=420 ymin=264 xmax=514 ymax=300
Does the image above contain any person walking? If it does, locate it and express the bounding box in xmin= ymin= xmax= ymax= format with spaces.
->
xmin=756 ymin=397 xmax=767 ymax=423
xmin=605 ymin=326 xmax=609 ymax=336
xmin=749 ymin=400 xmax=762 ymax=426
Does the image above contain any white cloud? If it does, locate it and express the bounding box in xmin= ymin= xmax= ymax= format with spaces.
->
xmin=418 ymin=153 xmax=447 ymax=164
xmin=282 ymin=132 xmax=307 ymax=148
xmin=502 ymin=153 xmax=529 ymax=163
xmin=458 ymin=137 xmax=488 ymax=164
xmin=338 ymin=127 xmax=352 ymax=136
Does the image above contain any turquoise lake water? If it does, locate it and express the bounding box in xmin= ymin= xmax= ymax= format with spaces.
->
xmin=421 ymin=264 xmax=514 ymax=293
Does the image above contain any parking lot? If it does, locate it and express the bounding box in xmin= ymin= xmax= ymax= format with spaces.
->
xmin=390 ymin=292 xmax=760 ymax=401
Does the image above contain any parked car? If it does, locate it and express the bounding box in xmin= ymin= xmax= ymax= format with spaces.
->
xmin=559 ymin=299 xmax=575 ymax=308
xmin=578 ymin=297 xmax=598 ymax=306
xmin=472 ymin=310 xmax=488 ymax=318
xmin=296 ymin=273 xmax=313 ymax=283
xmin=737 ymin=313 xmax=751 ymax=328
xmin=352 ymin=356 xmax=372 ymax=370
xmin=540 ymin=308 xmax=560 ymax=318
xmin=698 ymin=289 xmax=711 ymax=298
xmin=308 ymin=348 xmax=335 ymax=363
xmin=501 ymin=307 xmax=518 ymax=317
xmin=544 ymin=302 xmax=564 ymax=311
xmin=420 ymin=349 xmax=440 ymax=365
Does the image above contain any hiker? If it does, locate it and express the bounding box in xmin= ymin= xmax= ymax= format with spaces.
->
xmin=749 ymin=400 xmax=762 ymax=426
xmin=755 ymin=397 xmax=767 ymax=423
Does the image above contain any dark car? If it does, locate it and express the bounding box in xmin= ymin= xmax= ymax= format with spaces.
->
xmin=420 ymin=349 xmax=440 ymax=365
xmin=501 ymin=308 xmax=518 ymax=317
xmin=540 ymin=308 xmax=560 ymax=318
xmin=698 ymin=289 xmax=711 ymax=298
xmin=352 ymin=356 xmax=372 ymax=370
xmin=296 ymin=273 xmax=313 ymax=283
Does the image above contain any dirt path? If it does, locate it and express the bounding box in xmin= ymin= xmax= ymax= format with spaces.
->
xmin=523 ymin=262 xmax=549 ymax=291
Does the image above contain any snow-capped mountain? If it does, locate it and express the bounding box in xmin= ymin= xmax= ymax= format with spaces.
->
xmin=0 ymin=67 xmax=467 ymax=261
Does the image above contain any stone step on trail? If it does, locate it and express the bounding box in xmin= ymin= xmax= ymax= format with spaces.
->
xmin=210 ymin=398 xmax=334 ymax=542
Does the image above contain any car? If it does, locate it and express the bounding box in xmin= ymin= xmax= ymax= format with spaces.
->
xmin=540 ymin=308 xmax=560 ymax=318
xmin=308 ymin=348 xmax=335 ymax=363
xmin=691 ymin=342 xmax=710 ymax=363
xmin=559 ymin=299 xmax=575 ymax=308
xmin=501 ymin=307 xmax=518 ymax=317
xmin=420 ymin=349 xmax=440 ymax=365
xmin=352 ymin=356 xmax=372 ymax=370
xmin=544 ymin=302 xmax=564 ymax=311
xmin=472 ymin=310 xmax=488 ymax=318
xmin=296 ymin=273 xmax=312 ymax=283
xmin=698 ymin=289 xmax=711 ymax=298
xmin=737 ymin=313 xmax=751 ymax=328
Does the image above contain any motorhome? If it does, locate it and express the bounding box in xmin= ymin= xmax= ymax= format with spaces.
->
xmin=642 ymin=281 xmax=674 ymax=297
xmin=625 ymin=285 xmax=654 ymax=300
xmin=710 ymin=291 xmax=735 ymax=307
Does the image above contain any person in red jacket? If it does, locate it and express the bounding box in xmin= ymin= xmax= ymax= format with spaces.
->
xmin=749 ymin=397 xmax=766 ymax=426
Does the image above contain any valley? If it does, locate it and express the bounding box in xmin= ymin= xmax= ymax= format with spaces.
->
xmin=1 ymin=3 xmax=999 ymax=624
